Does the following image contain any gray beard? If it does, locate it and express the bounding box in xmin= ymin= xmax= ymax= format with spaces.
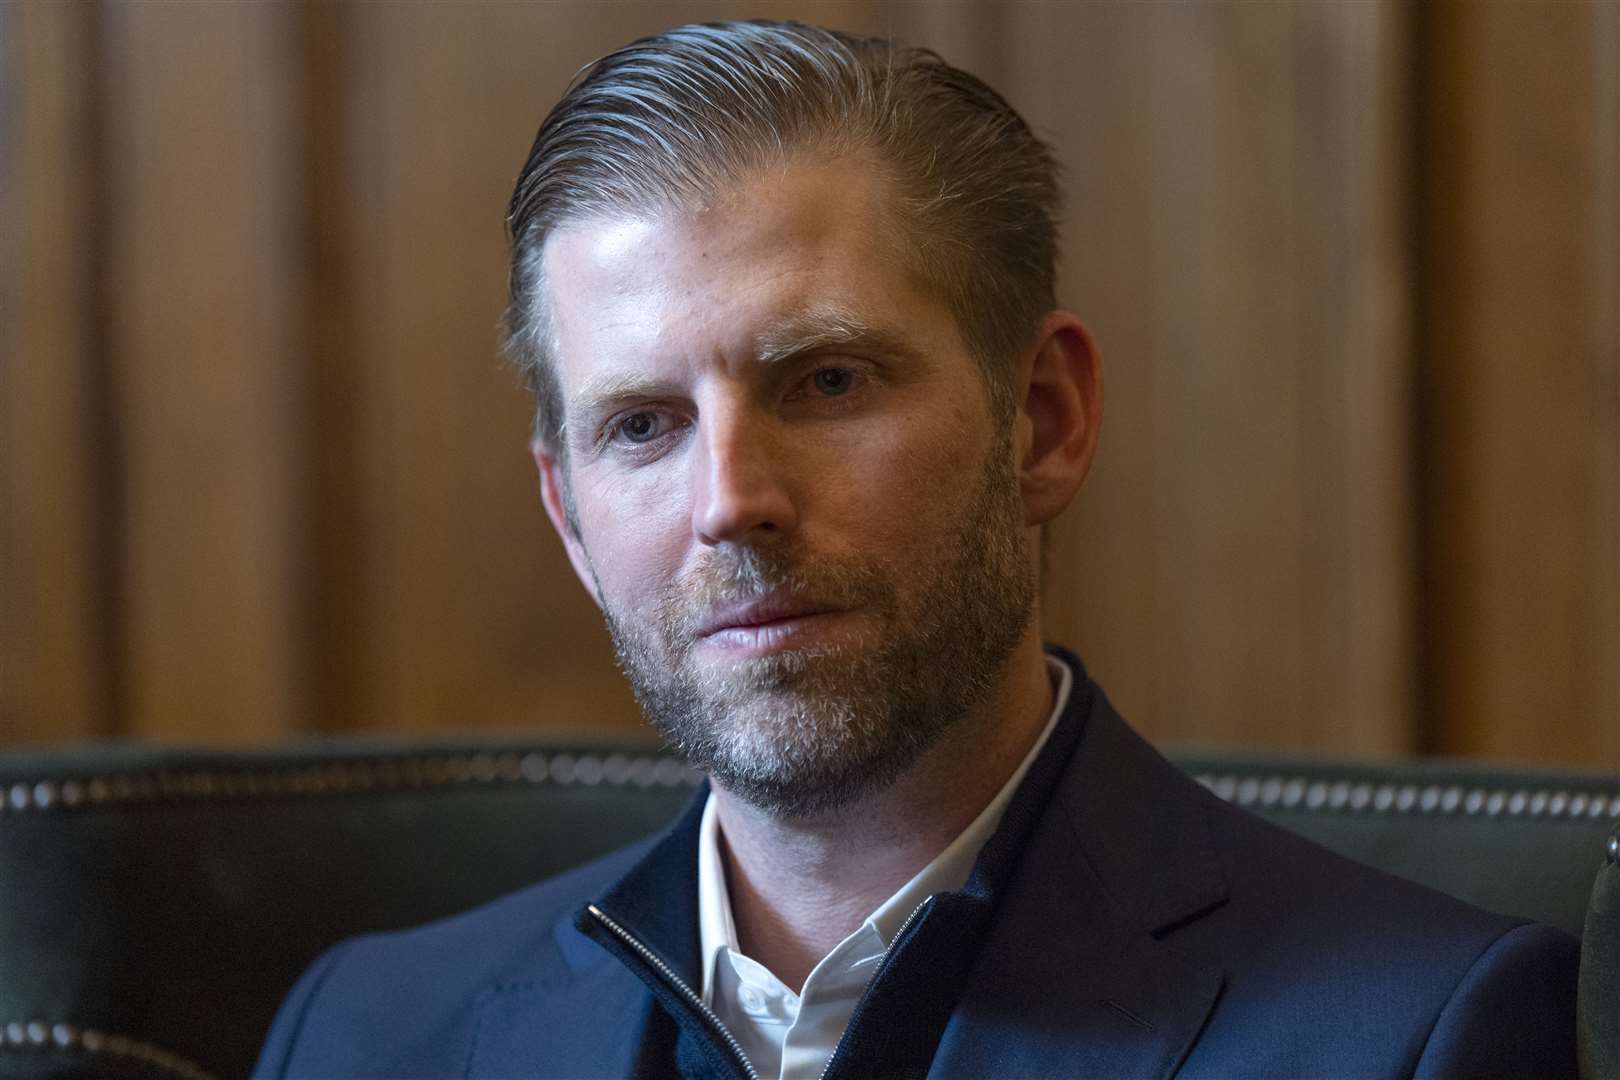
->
xmin=597 ymin=439 xmax=1035 ymax=819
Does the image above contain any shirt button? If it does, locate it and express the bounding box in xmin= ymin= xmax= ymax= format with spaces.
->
xmin=739 ymin=985 xmax=766 ymax=1013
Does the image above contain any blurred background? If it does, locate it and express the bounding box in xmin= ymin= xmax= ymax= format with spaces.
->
xmin=1 ymin=0 xmax=1614 ymax=766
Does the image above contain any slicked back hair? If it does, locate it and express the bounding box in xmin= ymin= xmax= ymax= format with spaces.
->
xmin=505 ymin=19 xmax=1060 ymax=455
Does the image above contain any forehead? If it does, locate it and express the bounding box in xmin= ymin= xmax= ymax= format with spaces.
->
xmin=537 ymin=162 xmax=957 ymax=384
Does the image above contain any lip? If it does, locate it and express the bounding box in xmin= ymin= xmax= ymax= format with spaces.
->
xmin=696 ymin=594 xmax=846 ymax=653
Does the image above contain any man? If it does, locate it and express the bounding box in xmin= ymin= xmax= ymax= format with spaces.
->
xmin=257 ymin=21 xmax=1577 ymax=1079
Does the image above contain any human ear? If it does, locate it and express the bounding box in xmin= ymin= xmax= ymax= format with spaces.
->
xmin=1017 ymin=311 xmax=1103 ymax=526
xmin=532 ymin=440 xmax=603 ymax=609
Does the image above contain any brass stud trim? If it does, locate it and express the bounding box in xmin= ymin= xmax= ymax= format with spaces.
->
xmin=1195 ymin=774 xmax=1620 ymax=821
xmin=0 ymin=1020 xmax=220 ymax=1080
xmin=0 ymin=751 xmax=700 ymax=814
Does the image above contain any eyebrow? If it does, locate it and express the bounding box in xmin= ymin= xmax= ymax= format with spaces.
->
xmin=566 ymin=305 xmax=922 ymax=441
xmin=755 ymin=307 xmax=884 ymax=366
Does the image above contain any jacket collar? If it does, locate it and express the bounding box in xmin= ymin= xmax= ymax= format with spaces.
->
xmin=461 ymin=794 xmax=711 ymax=1078
xmin=575 ymin=788 xmax=710 ymax=982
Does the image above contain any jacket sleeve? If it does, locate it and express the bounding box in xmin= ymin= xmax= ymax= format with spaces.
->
xmin=251 ymin=941 xmax=355 ymax=1080
xmin=1412 ymin=921 xmax=1580 ymax=1079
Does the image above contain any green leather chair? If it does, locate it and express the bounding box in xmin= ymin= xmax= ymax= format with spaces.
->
xmin=1 ymin=738 xmax=1615 ymax=1080
xmin=1584 ymin=820 xmax=1620 ymax=1079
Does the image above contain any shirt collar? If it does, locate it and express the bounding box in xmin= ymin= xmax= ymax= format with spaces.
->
xmin=697 ymin=786 xmax=739 ymax=1002
xmin=697 ymin=654 xmax=1074 ymax=1001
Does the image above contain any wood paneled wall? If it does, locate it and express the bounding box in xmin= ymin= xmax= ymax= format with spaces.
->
xmin=3 ymin=1 xmax=110 ymax=746
xmin=1416 ymin=0 xmax=1620 ymax=766
xmin=1026 ymin=1 xmax=1417 ymax=756
xmin=3 ymin=1 xmax=1615 ymax=766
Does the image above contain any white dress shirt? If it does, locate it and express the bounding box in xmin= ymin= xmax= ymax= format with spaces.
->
xmin=696 ymin=655 xmax=1073 ymax=1080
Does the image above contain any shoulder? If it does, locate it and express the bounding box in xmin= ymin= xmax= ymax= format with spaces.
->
xmin=1413 ymin=919 xmax=1579 ymax=1077
xmin=1172 ymin=760 xmax=1579 ymax=1073
xmin=1046 ymin=673 xmax=1578 ymax=1074
xmin=251 ymin=837 xmax=654 ymax=1079
xmin=1060 ymin=668 xmax=1575 ymax=978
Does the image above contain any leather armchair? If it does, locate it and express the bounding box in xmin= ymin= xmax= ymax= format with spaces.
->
xmin=1 ymin=738 xmax=1614 ymax=1080
xmin=1583 ymin=821 xmax=1620 ymax=1079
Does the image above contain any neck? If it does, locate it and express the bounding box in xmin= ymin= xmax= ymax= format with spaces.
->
xmin=710 ymin=630 xmax=1056 ymax=991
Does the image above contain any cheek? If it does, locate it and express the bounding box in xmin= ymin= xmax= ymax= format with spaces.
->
xmin=824 ymin=395 xmax=991 ymax=543
xmin=573 ymin=469 xmax=690 ymax=603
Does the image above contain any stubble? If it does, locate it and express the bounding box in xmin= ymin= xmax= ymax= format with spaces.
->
xmin=598 ymin=436 xmax=1036 ymax=818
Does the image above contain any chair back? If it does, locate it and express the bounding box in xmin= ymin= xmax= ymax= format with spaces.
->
xmin=0 ymin=738 xmax=1614 ymax=1079
xmin=1581 ymin=822 xmax=1620 ymax=1080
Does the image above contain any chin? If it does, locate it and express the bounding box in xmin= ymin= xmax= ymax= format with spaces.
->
xmin=654 ymin=682 xmax=960 ymax=819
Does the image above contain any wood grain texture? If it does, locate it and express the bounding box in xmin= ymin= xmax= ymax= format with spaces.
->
xmin=1597 ymin=0 xmax=1620 ymax=772
xmin=329 ymin=1 xmax=644 ymax=738
xmin=1419 ymin=0 xmax=1620 ymax=766
xmin=0 ymin=2 xmax=112 ymax=745
xmin=1018 ymin=1 xmax=1416 ymax=755
xmin=102 ymin=2 xmax=308 ymax=742
xmin=1 ymin=0 xmax=1612 ymax=765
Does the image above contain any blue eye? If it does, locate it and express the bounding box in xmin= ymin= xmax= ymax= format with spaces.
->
xmin=812 ymin=368 xmax=854 ymax=396
xmin=617 ymin=412 xmax=662 ymax=444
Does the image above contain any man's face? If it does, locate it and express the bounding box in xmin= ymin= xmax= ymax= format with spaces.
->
xmin=537 ymin=161 xmax=1038 ymax=817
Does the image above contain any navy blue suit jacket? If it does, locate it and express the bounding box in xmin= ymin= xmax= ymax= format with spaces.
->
xmin=256 ymin=654 xmax=1578 ymax=1078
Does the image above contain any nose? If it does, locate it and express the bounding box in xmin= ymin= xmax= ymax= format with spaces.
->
xmin=690 ymin=403 xmax=798 ymax=546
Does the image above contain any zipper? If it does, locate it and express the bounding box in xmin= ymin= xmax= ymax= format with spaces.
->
xmin=814 ymin=894 xmax=936 ymax=1080
xmin=586 ymin=904 xmax=761 ymax=1080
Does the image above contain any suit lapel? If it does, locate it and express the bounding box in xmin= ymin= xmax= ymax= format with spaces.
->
xmin=930 ymin=676 xmax=1230 ymax=1079
xmin=928 ymin=841 xmax=1225 ymax=1079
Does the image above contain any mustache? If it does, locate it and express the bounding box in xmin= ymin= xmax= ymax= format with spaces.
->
xmin=655 ymin=545 xmax=895 ymax=635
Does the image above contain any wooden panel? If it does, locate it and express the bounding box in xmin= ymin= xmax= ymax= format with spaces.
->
xmin=0 ymin=3 xmax=112 ymax=744
xmin=101 ymin=2 xmax=307 ymax=742
xmin=332 ymin=1 xmax=639 ymax=737
xmin=1599 ymin=0 xmax=1620 ymax=772
xmin=7 ymin=0 xmax=1608 ymax=765
xmin=297 ymin=0 xmax=361 ymax=737
xmin=1419 ymin=0 xmax=1620 ymax=766
xmin=1014 ymin=2 xmax=1415 ymax=755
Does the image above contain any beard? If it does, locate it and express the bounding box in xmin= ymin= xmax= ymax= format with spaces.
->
xmin=596 ymin=436 xmax=1036 ymax=819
